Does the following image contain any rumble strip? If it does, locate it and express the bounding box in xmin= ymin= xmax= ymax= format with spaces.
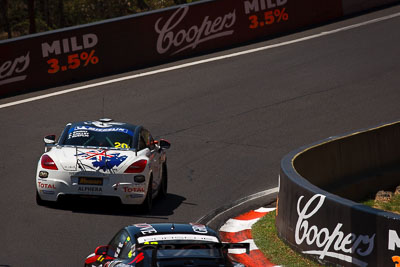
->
xmin=219 ymin=207 xmax=277 ymax=267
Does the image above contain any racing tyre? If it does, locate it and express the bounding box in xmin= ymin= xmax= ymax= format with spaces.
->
xmin=159 ymin=162 xmax=168 ymax=199
xmin=141 ymin=177 xmax=153 ymax=213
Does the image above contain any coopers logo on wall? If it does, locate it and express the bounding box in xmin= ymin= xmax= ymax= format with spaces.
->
xmin=155 ymin=6 xmax=236 ymax=55
xmin=0 ymin=52 xmax=30 ymax=86
xmin=296 ymin=194 xmax=375 ymax=267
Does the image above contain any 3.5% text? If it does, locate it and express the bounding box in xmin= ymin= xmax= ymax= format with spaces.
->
xmin=249 ymin=8 xmax=288 ymax=29
xmin=47 ymin=50 xmax=99 ymax=74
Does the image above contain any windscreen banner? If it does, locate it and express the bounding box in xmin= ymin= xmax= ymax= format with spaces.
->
xmin=0 ymin=0 xmax=343 ymax=97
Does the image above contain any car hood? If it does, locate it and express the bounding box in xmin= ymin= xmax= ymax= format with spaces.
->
xmin=48 ymin=147 xmax=133 ymax=172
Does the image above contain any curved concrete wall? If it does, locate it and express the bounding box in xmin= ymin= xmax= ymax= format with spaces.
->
xmin=276 ymin=121 xmax=400 ymax=266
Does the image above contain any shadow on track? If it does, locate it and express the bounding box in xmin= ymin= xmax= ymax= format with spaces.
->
xmin=38 ymin=193 xmax=187 ymax=218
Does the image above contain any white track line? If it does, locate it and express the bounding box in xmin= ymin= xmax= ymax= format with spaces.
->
xmin=199 ymin=187 xmax=279 ymax=225
xmin=254 ymin=207 xmax=276 ymax=213
xmin=2 ymin=11 xmax=400 ymax=110
xmin=228 ymin=239 xmax=259 ymax=254
xmin=220 ymin=218 xmax=261 ymax=232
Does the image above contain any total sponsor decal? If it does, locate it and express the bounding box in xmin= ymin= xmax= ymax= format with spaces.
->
xmin=41 ymin=33 xmax=99 ymax=74
xmin=155 ymin=6 xmax=236 ymax=55
xmin=0 ymin=52 xmax=30 ymax=86
xmin=123 ymin=187 xmax=144 ymax=193
xmin=243 ymin=0 xmax=289 ymax=29
xmin=296 ymin=194 xmax=375 ymax=267
xmin=124 ymin=186 xmax=145 ymax=199
xmin=38 ymin=181 xmax=56 ymax=189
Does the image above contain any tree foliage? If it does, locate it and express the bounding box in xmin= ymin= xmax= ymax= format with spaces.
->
xmin=0 ymin=0 xmax=194 ymax=40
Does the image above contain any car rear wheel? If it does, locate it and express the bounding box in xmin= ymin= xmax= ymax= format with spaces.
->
xmin=159 ymin=162 xmax=168 ymax=199
xmin=141 ymin=177 xmax=153 ymax=213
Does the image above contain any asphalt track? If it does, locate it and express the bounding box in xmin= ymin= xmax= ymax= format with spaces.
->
xmin=1 ymin=5 xmax=400 ymax=266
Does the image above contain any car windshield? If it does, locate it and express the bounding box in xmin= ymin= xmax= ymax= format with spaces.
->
xmin=61 ymin=126 xmax=134 ymax=148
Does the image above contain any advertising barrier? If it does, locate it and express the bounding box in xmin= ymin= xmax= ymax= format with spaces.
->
xmin=276 ymin=121 xmax=400 ymax=266
xmin=1 ymin=0 xmax=344 ymax=97
xmin=2 ymin=0 xmax=399 ymax=97
xmin=1 ymin=0 xmax=399 ymax=97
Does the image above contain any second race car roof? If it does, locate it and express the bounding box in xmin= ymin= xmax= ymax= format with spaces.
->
xmin=126 ymin=223 xmax=220 ymax=240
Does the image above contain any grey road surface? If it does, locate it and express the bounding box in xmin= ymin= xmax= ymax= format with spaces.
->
xmin=1 ymin=5 xmax=400 ymax=266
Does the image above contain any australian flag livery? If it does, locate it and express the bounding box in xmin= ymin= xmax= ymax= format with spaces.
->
xmin=75 ymin=150 xmax=128 ymax=171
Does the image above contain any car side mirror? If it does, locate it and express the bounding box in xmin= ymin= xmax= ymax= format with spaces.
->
xmin=44 ymin=135 xmax=56 ymax=144
xmin=95 ymin=245 xmax=109 ymax=256
xmin=159 ymin=139 xmax=171 ymax=149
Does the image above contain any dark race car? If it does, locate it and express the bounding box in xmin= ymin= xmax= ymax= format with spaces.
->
xmin=85 ymin=223 xmax=249 ymax=267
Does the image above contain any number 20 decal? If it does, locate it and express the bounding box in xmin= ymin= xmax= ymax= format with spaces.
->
xmin=115 ymin=142 xmax=130 ymax=148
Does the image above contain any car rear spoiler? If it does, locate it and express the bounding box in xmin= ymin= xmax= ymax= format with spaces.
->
xmin=138 ymin=242 xmax=250 ymax=253
xmin=137 ymin=242 xmax=250 ymax=266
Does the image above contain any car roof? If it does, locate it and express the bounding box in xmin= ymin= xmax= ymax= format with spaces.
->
xmin=126 ymin=223 xmax=220 ymax=241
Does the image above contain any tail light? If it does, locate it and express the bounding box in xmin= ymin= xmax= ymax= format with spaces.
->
xmin=124 ymin=160 xmax=147 ymax=173
xmin=41 ymin=155 xmax=58 ymax=170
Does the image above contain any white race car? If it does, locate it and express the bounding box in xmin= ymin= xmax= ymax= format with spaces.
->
xmin=35 ymin=118 xmax=170 ymax=211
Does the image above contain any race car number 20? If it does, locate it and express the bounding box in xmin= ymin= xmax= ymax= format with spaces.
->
xmin=115 ymin=142 xmax=130 ymax=148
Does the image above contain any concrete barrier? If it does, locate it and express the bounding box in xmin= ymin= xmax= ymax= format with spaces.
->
xmin=276 ymin=121 xmax=400 ymax=266
xmin=1 ymin=0 xmax=398 ymax=97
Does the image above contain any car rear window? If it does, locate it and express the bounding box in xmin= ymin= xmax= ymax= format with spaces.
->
xmin=61 ymin=126 xmax=134 ymax=148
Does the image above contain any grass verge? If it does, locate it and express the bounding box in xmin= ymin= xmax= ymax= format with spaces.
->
xmin=361 ymin=193 xmax=400 ymax=214
xmin=252 ymin=211 xmax=323 ymax=266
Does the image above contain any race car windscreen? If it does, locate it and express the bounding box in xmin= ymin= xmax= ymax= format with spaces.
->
xmin=61 ymin=126 xmax=134 ymax=149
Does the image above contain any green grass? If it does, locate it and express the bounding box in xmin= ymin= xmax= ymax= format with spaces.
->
xmin=252 ymin=211 xmax=324 ymax=267
xmin=361 ymin=193 xmax=400 ymax=214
